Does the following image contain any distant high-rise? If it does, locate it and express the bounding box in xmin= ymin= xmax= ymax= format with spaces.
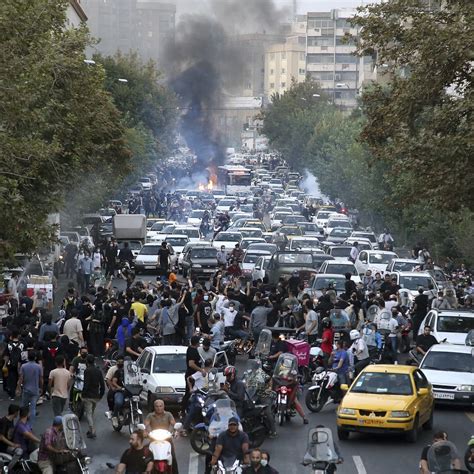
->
xmin=82 ymin=0 xmax=175 ymax=66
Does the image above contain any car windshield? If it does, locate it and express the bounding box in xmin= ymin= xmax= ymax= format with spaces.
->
xmin=153 ymin=353 xmax=187 ymax=373
xmin=437 ymin=315 xmax=474 ymax=333
xmin=119 ymin=241 xmax=142 ymax=250
xmin=325 ymin=264 xmax=357 ymax=275
xmin=331 ymin=247 xmax=351 ymax=258
xmin=191 ymin=248 xmax=217 ymax=259
xmin=393 ymin=262 xmax=418 ymax=272
xmin=244 ymin=252 xmax=270 ymax=263
xmin=219 ymin=200 xmax=235 ymax=206
xmin=150 ymin=222 xmax=167 ymax=231
xmin=292 ymin=240 xmax=320 ymax=249
xmin=369 ymin=253 xmax=395 ymax=264
xmin=240 ymin=230 xmax=262 ymax=237
xmin=174 ymin=229 xmax=199 ymax=238
xmin=421 ymin=351 xmax=474 ymax=373
xmin=277 ymin=253 xmax=313 ymax=265
xmin=399 ymin=276 xmax=433 ymax=290
xmin=215 ymin=233 xmax=241 ymax=241
xmin=351 ymin=372 xmax=413 ymax=395
xmin=330 ymin=228 xmax=352 ymax=237
xmin=313 ymin=277 xmax=345 ymax=291
xmin=299 ymin=223 xmax=321 ymax=232
xmin=190 ymin=210 xmax=205 ymax=218
xmin=353 ymin=233 xmax=377 ymax=243
xmin=166 ymin=238 xmax=188 ymax=247
xmin=139 ymin=246 xmax=160 ymax=255
xmin=328 ymin=221 xmax=350 ymax=228
xmin=247 ymin=243 xmax=277 ymax=253
xmin=317 ymin=212 xmax=330 ymax=219
xmin=274 ymin=213 xmax=292 ymax=219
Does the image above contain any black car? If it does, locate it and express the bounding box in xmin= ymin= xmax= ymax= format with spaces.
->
xmin=181 ymin=246 xmax=218 ymax=281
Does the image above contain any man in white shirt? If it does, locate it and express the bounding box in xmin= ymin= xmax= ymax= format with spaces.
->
xmin=349 ymin=242 xmax=359 ymax=263
xmin=62 ymin=310 xmax=84 ymax=346
xmin=222 ymin=302 xmax=237 ymax=335
xmin=388 ymin=313 xmax=399 ymax=362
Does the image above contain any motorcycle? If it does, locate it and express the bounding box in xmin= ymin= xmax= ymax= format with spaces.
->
xmin=465 ymin=436 xmax=474 ymax=473
xmin=215 ymin=456 xmax=244 ymax=474
xmin=254 ymin=328 xmax=273 ymax=373
xmin=305 ymin=368 xmax=341 ymax=413
xmin=148 ymin=423 xmax=182 ymax=474
xmin=0 ymin=449 xmax=39 ymax=473
xmin=272 ymin=352 xmax=299 ymax=426
xmin=302 ymin=426 xmax=342 ymax=473
xmin=190 ymin=398 xmax=238 ymax=455
xmin=70 ymin=374 xmax=85 ymax=420
xmin=427 ymin=439 xmax=469 ymax=473
xmin=108 ymin=359 xmax=143 ymax=434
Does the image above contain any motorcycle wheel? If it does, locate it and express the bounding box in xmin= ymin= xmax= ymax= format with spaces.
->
xmin=112 ymin=418 xmax=123 ymax=432
xmin=250 ymin=428 xmax=266 ymax=448
xmin=190 ymin=429 xmax=211 ymax=455
xmin=299 ymin=366 xmax=311 ymax=385
xmin=305 ymin=389 xmax=327 ymax=413
xmin=71 ymin=398 xmax=85 ymax=421
xmin=464 ymin=446 xmax=474 ymax=472
xmin=129 ymin=413 xmax=144 ymax=434
xmin=278 ymin=409 xmax=285 ymax=426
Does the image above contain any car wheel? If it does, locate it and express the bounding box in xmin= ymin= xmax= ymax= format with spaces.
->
xmin=423 ymin=410 xmax=434 ymax=431
xmin=337 ymin=427 xmax=349 ymax=441
xmin=406 ymin=414 xmax=419 ymax=443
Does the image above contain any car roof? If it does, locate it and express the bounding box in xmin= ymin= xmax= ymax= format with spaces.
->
xmin=314 ymin=273 xmax=346 ymax=279
xmin=325 ymin=261 xmax=355 ymax=266
xmin=145 ymin=345 xmax=187 ymax=355
xmin=361 ymin=364 xmax=416 ymax=375
xmin=166 ymin=234 xmax=189 ymax=239
xmin=391 ymin=258 xmax=419 ymax=263
xmin=426 ymin=344 xmax=473 ymax=354
xmin=364 ymin=250 xmax=397 ymax=255
xmin=431 ymin=309 xmax=474 ymax=317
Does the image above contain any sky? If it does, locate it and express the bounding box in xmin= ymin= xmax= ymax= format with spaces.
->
xmin=174 ymin=0 xmax=377 ymax=17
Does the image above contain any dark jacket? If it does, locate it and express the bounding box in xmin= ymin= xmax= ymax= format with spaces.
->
xmin=82 ymin=365 xmax=105 ymax=400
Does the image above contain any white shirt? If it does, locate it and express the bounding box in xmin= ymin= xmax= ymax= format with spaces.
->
xmin=388 ymin=318 xmax=399 ymax=337
xmin=222 ymin=308 xmax=237 ymax=327
xmin=351 ymin=338 xmax=369 ymax=361
xmin=385 ymin=300 xmax=397 ymax=313
xmin=191 ymin=371 xmax=208 ymax=392
xmin=350 ymin=246 xmax=359 ymax=261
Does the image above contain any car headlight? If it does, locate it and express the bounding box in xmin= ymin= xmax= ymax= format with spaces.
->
xmin=339 ymin=408 xmax=356 ymax=415
xmin=390 ymin=411 xmax=411 ymax=418
xmin=155 ymin=386 xmax=175 ymax=394
xmin=135 ymin=260 xmax=144 ymax=265
xmin=193 ymin=264 xmax=202 ymax=268
xmin=458 ymin=385 xmax=474 ymax=392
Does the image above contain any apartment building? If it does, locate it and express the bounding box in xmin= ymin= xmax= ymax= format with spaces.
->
xmin=264 ymin=36 xmax=306 ymax=100
xmin=82 ymin=0 xmax=175 ymax=66
xmin=67 ymin=0 xmax=87 ymax=27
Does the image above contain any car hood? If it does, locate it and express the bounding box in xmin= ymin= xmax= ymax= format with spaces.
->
xmin=436 ymin=331 xmax=470 ymax=345
xmin=190 ymin=258 xmax=218 ymax=265
xmin=146 ymin=373 xmax=185 ymax=389
xmin=342 ymin=393 xmax=414 ymax=411
xmin=421 ymin=368 xmax=474 ymax=385
xmin=136 ymin=255 xmax=157 ymax=262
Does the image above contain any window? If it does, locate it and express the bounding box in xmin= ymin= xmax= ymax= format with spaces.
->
xmin=299 ymin=68 xmax=305 ymax=74
xmin=307 ymin=54 xmax=334 ymax=64
xmin=308 ymin=37 xmax=332 ymax=47
xmin=270 ymin=83 xmax=275 ymax=88
xmin=335 ymin=54 xmax=358 ymax=64
xmin=299 ymin=52 xmax=305 ymax=60
xmin=311 ymin=71 xmax=334 ymax=81
xmin=269 ymin=53 xmax=275 ymax=60
xmin=270 ymin=69 xmax=274 ymax=75
xmin=281 ymin=82 xmax=286 ymax=88
xmin=281 ymin=68 xmax=286 ymax=74
xmin=281 ymin=52 xmax=286 ymax=59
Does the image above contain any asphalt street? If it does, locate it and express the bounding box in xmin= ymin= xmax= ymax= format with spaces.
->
xmin=10 ymin=271 xmax=470 ymax=474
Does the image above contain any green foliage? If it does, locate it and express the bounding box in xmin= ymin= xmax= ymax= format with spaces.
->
xmin=352 ymin=0 xmax=474 ymax=213
xmin=0 ymin=0 xmax=130 ymax=261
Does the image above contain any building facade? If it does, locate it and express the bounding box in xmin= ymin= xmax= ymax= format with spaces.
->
xmin=82 ymin=0 xmax=175 ymax=66
xmin=264 ymin=36 xmax=306 ymax=100
xmin=67 ymin=0 xmax=87 ymax=27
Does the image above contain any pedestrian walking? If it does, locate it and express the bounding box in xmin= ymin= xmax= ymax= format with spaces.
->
xmin=82 ymin=354 xmax=105 ymax=439
xmin=78 ymin=253 xmax=94 ymax=293
xmin=3 ymin=330 xmax=25 ymax=400
xmin=48 ymin=355 xmax=72 ymax=417
xmin=16 ymin=351 xmax=42 ymax=426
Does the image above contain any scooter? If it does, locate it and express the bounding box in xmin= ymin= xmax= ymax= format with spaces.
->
xmin=215 ymin=456 xmax=243 ymax=474
xmin=465 ymin=436 xmax=474 ymax=473
xmin=148 ymin=423 xmax=182 ymax=474
xmin=302 ymin=426 xmax=343 ymax=474
xmin=305 ymin=368 xmax=340 ymax=413
xmin=427 ymin=439 xmax=469 ymax=473
xmin=272 ymin=353 xmax=299 ymax=426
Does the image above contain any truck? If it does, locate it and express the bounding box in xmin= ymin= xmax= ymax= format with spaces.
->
xmin=112 ymin=214 xmax=147 ymax=259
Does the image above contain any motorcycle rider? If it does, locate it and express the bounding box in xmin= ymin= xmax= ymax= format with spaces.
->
xmin=349 ymin=330 xmax=370 ymax=375
xmin=37 ymin=416 xmax=70 ymax=474
xmin=0 ymin=404 xmax=22 ymax=470
xmin=320 ymin=318 xmax=334 ymax=368
xmin=415 ymin=326 xmax=438 ymax=358
xmin=116 ymin=430 xmax=153 ymax=474
xmin=419 ymin=431 xmax=462 ymax=474
xmin=210 ymin=417 xmax=250 ymax=470
xmin=245 ymin=359 xmax=277 ymax=438
xmin=110 ymin=357 xmax=126 ymax=423
xmin=222 ymin=366 xmax=246 ymax=417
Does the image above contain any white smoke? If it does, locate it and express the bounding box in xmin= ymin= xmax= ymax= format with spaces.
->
xmin=175 ymin=171 xmax=210 ymax=190
xmin=301 ymin=169 xmax=326 ymax=199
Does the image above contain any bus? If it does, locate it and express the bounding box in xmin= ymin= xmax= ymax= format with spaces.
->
xmin=217 ymin=165 xmax=252 ymax=195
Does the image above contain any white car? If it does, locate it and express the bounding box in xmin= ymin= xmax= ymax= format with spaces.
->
xmin=318 ymin=260 xmax=361 ymax=284
xmin=147 ymin=221 xmax=177 ymax=241
xmin=187 ymin=210 xmax=207 ymax=227
xmin=241 ymin=249 xmax=273 ymax=279
xmin=314 ymin=210 xmax=332 ymax=228
xmin=139 ymin=177 xmax=152 ymax=191
xmin=271 ymin=212 xmax=292 ymax=228
xmin=354 ymin=250 xmax=398 ymax=276
xmin=216 ymin=198 xmax=236 ymax=213
xmin=288 ymin=237 xmax=323 ymax=253
xmin=350 ymin=231 xmax=379 ymax=249
xmin=420 ymin=344 xmax=474 ymax=406
xmin=172 ymin=226 xmax=202 ymax=243
xmin=137 ymin=346 xmax=187 ymax=409
xmin=386 ymin=258 xmax=420 ymax=273
xmin=419 ymin=309 xmax=474 ymax=345
xmin=134 ymin=243 xmax=162 ymax=274
xmin=344 ymin=237 xmax=373 ymax=251
xmin=212 ymin=231 xmax=243 ymax=251
xmin=325 ymin=217 xmax=352 ymax=236
xmin=251 ymin=255 xmax=272 ymax=281
xmin=237 ymin=227 xmax=263 ymax=239
xmin=392 ymin=272 xmax=438 ymax=298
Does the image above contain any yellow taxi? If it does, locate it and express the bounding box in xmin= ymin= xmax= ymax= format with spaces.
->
xmin=336 ymin=365 xmax=434 ymax=443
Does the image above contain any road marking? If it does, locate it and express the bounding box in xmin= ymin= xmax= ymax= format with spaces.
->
xmin=353 ymin=455 xmax=367 ymax=474
xmin=189 ymin=452 xmax=200 ymax=474
xmin=466 ymin=412 xmax=474 ymax=423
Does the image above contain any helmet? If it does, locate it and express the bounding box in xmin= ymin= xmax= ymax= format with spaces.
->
xmin=350 ymin=329 xmax=360 ymax=341
xmin=322 ymin=317 xmax=332 ymax=329
xmin=224 ymin=366 xmax=236 ymax=378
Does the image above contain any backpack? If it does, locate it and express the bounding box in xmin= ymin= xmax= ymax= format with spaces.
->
xmin=7 ymin=341 xmax=24 ymax=367
xmin=47 ymin=344 xmax=58 ymax=359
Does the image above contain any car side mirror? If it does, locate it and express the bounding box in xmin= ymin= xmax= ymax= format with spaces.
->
xmin=418 ymin=388 xmax=429 ymax=396
xmin=340 ymin=384 xmax=349 ymax=392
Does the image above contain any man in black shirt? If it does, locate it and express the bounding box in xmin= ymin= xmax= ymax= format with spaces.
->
xmin=182 ymin=336 xmax=205 ymax=410
xmin=82 ymin=355 xmax=105 ymax=439
xmin=211 ymin=417 xmax=249 ymax=469
xmin=125 ymin=327 xmax=146 ymax=361
xmin=158 ymin=242 xmax=172 ymax=279
xmin=412 ymin=289 xmax=430 ymax=339
xmin=415 ymin=326 xmax=438 ymax=356
xmin=0 ymin=404 xmax=22 ymax=460
xmin=419 ymin=431 xmax=462 ymax=474
xmin=116 ymin=430 xmax=153 ymax=474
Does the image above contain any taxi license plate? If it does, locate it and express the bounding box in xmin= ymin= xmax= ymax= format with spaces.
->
xmin=358 ymin=419 xmax=384 ymax=425
xmin=434 ymin=392 xmax=455 ymax=400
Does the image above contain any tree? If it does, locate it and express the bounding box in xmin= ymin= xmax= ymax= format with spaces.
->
xmin=352 ymin=0 xmax=474 ymax=213
xmin=0 ymin=0 xmax=130 ymax=261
